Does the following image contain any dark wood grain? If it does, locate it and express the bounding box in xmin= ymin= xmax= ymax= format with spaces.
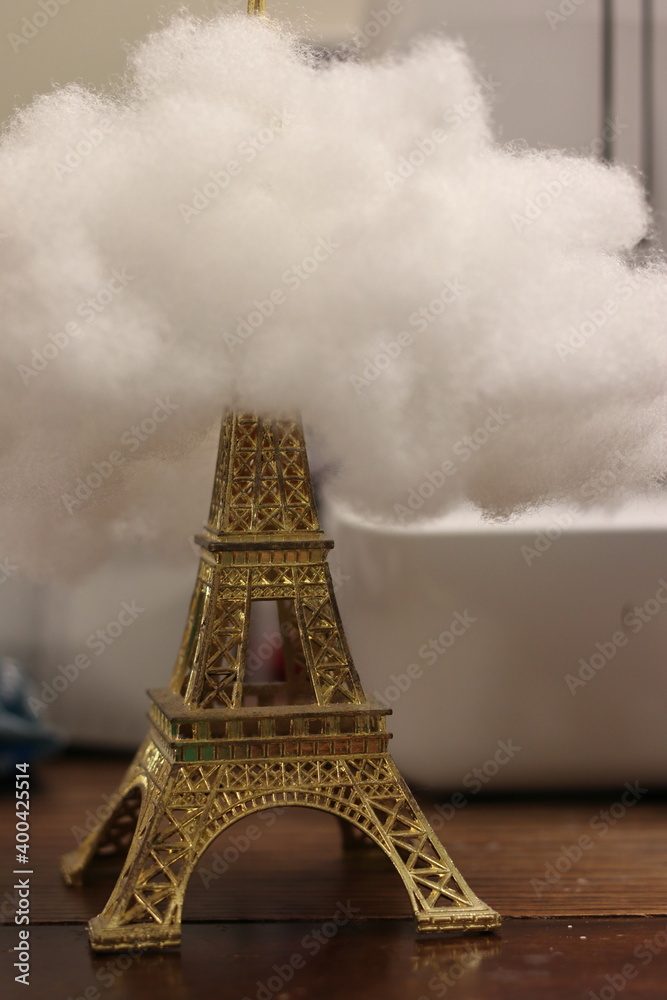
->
xmin=5 ymin=919 xmax=667 ymax=1000
xmin=3 ymin=755 xmax=667 ymax=1000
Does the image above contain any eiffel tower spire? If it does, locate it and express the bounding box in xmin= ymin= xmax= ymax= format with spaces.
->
xmin=61 ymin=412 xmax=500 ymax=950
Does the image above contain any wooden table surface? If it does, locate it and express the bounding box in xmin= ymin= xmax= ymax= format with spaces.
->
xmin=2 ymin=754 xmax=667 ymax=999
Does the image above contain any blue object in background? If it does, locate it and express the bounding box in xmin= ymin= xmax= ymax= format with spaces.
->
xmin=0 ymin=657 xmax=60 ymax=779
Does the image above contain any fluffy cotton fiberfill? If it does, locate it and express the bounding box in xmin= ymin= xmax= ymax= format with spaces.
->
xmin=1 ymin=13 xmax=666 ymax=578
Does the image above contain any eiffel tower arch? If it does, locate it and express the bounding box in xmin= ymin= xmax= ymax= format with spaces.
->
xmin=61 ymin=413 xmax=500 ymax=951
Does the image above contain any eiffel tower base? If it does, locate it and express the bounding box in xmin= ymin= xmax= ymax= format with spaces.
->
xmin=61 ymin=716 xmax=500 ymax=952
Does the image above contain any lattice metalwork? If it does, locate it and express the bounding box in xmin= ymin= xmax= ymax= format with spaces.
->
xmin=175 ymin=541 xmax=363 ymax=709
xmin=68 ymin=738 xmax=497 ymax=950
xmin=92 ymin=788 xmax=142 ymax=858
xmin=184 ymin=567 xmax=250 ymax=709
xmin=61 ymin=411 xmax=500 ymax=951
xmin=208 ymin=414 xmax=319 ymax=536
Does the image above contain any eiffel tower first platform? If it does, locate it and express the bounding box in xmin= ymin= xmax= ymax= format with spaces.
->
xmin=61 ymin=412 xmax=501 ymax=950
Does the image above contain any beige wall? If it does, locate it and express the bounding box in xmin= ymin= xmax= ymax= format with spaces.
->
xmin=0 ymin=0 xmax=367 ymax=124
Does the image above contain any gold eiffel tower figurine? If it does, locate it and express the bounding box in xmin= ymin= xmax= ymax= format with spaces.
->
xmin=61 ymin=412 xmax=500 ymax=951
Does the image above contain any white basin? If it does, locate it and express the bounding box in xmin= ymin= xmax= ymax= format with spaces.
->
xmin=323 ymin=495 xmax=667 ymax=790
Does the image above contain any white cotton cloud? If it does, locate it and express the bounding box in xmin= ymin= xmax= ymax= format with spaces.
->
xmin=0 ymin=12 xmax=666 ymax=579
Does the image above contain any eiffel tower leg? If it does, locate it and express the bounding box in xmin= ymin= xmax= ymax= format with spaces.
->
xmin=333 ymin=754 xmax=500 ymax=933
xmin=60 ymin=736 xmax=154 ymax=887
xmin=83 ymin=741 xmax=207 ymax=952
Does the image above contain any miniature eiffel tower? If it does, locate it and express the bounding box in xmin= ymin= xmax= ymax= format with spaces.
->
xmin=61 ymin=412 xmax=500 ymax=950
